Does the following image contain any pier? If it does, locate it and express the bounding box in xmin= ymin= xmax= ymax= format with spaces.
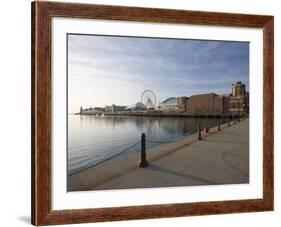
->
xmin=77 ymin=111 xmax=243 ymax=119
xmin=68 ymin=118 xmax=249 ymax=191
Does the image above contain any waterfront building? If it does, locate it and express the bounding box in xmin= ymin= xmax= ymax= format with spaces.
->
xmin=229 ymin=81 xmax=249 ymax=115
xmin=188 ymin=93 xmax=229 ymax=114
xmin=125 ymin=102 xmax=146 ymax=111
xmin=159 ymin=97 xmax=178 ymax=112
xmin=105 ymin=105 xmax=113 ymax=112
xmin=93 ymin=107 xmax=105 ymax=113
xmin=105 ymin=104 xmax=127 ymax=113
xmin=188 ymin=93 xmax=215 ymax=114
xmin=79 ymin=81 xmax=248 ymax=116
xmin=80 ymin=107 xmax=94 ymax=114
xmin=232 ymin=81 xmax=246 ymax=97
xmin=80 ymin=107 xmax=105 ymax=114
xmin=180 ymin=82 xmax=248 ymax=115
xmin=177 ymin=96 xmax=190 ymax=113
xmin=214 ymin=95 xmax=229 ymax=115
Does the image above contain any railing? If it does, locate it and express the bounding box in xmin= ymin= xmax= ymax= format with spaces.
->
xmin=197 ymin=115 xmax=246 ymax=140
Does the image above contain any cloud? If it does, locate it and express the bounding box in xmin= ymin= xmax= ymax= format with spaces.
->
xmin=67 ymin=34 xmax=249 ymax=113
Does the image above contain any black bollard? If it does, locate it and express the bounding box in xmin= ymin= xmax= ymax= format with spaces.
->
xmin=198 ymin=119 xmax=202 ymax=140
xmin=228 ymin=117 xmax=230 ymax=127
xmin=139 ymin=133 xmax=148 ymax=168
xmin=218 ymin=118 xmax=221 ymax=131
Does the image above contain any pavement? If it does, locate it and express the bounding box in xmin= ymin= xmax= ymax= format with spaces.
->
xmin=90 ymin=119 xmax=249 ymax=190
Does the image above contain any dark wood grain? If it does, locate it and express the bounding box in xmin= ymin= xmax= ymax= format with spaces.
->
xmin=31 ymin=1 xmax=274 ymax=226
xmin=32 ymin=1 xmax=52 ymax=225
xmin=262 ymin=17 xmax=274 ymax=210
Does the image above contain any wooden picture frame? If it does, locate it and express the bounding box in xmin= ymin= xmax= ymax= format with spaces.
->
xmin=31 ymin=1 xmax=274 ymax=226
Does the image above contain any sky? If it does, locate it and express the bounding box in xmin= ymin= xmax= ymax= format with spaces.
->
xmin=68 ymin=34 xmax=249 ymax=113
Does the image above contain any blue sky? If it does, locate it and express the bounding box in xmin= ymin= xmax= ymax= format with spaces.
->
xmin=68 ymin=34 xmax=249 ymax=113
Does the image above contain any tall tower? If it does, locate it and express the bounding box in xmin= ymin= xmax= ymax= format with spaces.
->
xmin=80 ymin=106 xmax=83 ymax=113
xmin=232 ymin=81 xmax=246 ymax=97
xmin=229 ymin=81 xmax=248 ymax=115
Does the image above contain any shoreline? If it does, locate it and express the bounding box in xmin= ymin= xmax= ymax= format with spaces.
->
xmin=75 ymin=112 xmax=242 ymax=118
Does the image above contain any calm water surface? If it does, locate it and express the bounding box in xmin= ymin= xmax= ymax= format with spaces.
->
xmin=68 ymin=115 xmax=226 ymax=174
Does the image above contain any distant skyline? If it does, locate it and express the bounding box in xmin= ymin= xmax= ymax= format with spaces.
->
xmin=68 ymin=34 xmax=249 ymax=113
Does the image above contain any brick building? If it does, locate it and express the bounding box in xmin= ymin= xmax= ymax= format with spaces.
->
xmin=214 ymin=96 xmax=229 ymax=114
xmin=188 ymin=93 xmax=215 ymax=113
xmin=187 ymin=93 xmax=229 ymax=114
xmin=159 ymin=81 xmax=248 ymax=115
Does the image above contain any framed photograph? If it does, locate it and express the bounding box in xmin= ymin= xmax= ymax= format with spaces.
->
xmin=31 ymin=1 xmax=274 ymax=226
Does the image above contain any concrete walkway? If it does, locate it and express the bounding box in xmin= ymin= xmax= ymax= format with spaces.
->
xmin=93 ymin=119 xmax=249 ymax=190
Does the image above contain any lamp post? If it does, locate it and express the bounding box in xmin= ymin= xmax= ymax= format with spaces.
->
xmin=237 ymin=96 xmax=240 ymax=122
xmin=198 ymin=119 xmax=202 ymax=140
xmin=242 ymin=103 xmax=246 ymax=119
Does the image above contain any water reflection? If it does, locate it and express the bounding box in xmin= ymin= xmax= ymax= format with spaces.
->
xmin=68 ymin=115 xmax=227 ymax=174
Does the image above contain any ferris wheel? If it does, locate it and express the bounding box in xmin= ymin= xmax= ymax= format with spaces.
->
xmin=141 ymin=90 xmax=157 ymax=110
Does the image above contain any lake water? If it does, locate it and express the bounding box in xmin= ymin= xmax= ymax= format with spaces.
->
xmin=68 ymin=115 xmax=227 ymax=175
